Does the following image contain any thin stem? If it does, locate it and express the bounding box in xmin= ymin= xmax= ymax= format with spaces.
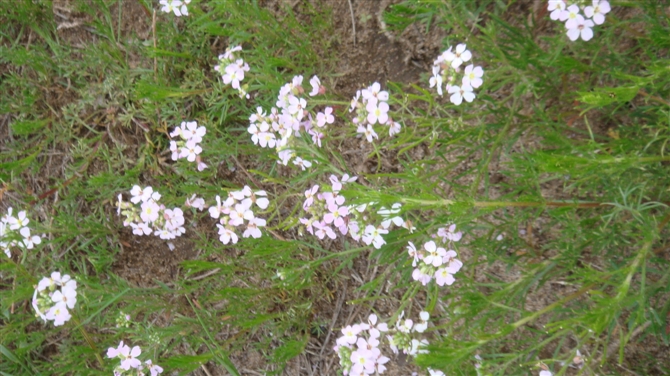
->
xmin=71 ymin=315 xmax=104 ymax=367
xmin=400 ymin=197 xmax=611 ymax=209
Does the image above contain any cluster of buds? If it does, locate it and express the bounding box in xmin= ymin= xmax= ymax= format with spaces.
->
xmin=159 ymin=0 xmax=191 ymax=17
xmin=208 ymin=186 xmax=269 ymax=244
xmin=107 ymin=341 xmax=163 ymax=376
xmin=408 ymin=225 xmax=463 ymax=286
xmin=169 ymin=121 xmax=207 ymax=171
xmin=300 ymin=175 xmax=414 ymax=249
xmin=115 ymin=311 xmax=132 ymax=328
xmin=334 ymin=312 xmax=445 ymax=376
xmin=248 ymin=75 xmax=333 ymax=169
xmin=548 ymin=0 xmax=610 ymax=41
xmin=1 ymin=207 xmax=42 ymax=258
xmin=32 ymin=272 xmax=77 ymax=327
xmin=350 ymin=82 xmax=402 ymax=141
xmin=117 ymin=186 xmax=186 ymax=241
xmin=430 ymin=44 xmax=484 ymax=106
xmin=214 ymin=45 xmax=250 ymax=99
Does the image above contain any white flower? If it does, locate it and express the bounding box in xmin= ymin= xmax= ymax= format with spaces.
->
xmin=547 ymin=0 xmax=567 ymax=21
xmin=448 ymin=84 xmax=475 ymax=105
xmin=445 ymin=43 xmax=472 ymax=69
xmin=293 ymin=157 xmax=312 ymax=170
xmin=223 ymin=63 xmax=244 ymax=89
xmin=140 ymin=200 xmax=160 ymax=223
xmin=357 ymin=124 xmax=378 ymax=143
xmin=562 ymin=4 xmax=582 ymax=29
xmin=567 ymin=17 xmax=594 ymax=41
xmin=185 ymin=194 xmax=205 ymax=211
xmin=413 ymin=311 xmax=429 ymax=333
xmin=51 ymin=285 xmax=77 ymax=309
xmin=584 ymin=0 xmax=610 ymax=25
xmin=309 ymin=75 xmax=322 ymax=96
xmin=462 ymin=64 xmax=484 ymax=88
xmin=46 ymin=302 xmax=71 ymax=326
xmin=243 ymin=217 xmax=266 ymax=239
xmin=217 ymin=224 xmax=238 ymax=244
xmin=19 ymin=227 xmax=41 ymax=249
xmin=429 ymin=65 xmax=443 ymax=96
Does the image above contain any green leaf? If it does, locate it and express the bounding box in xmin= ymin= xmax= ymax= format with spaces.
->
xmin=162 ymin=353 xmax=214 ymax=374
xmin=578 ymin=86 xmax=639 ymax=107
xmin=10 ymin=119 xmax=48 ymax=136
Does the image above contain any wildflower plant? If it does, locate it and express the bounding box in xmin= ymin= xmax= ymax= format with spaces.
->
xmin=159 ymin=0 xmax=191 ymax=17
xmin=214 ymin=45 xmax=250 ymax=99
xmin=168 ymin=121 xmax=207 ymax=171
xmin=350 ymin=82 xmax=402 ymax=140
xmin=334 ymin=312 xmax=444 ymax=375
xmin=248 ymin=75 xmax=337 ymax=167
xmin=208 ymin=185 xmax=269 ymax=244
xmin=547 ymin=0 xmax=611 ymax=41
xmin=106 ymin=341 xmax=163 ymax=376
xmin=429 ymin=44 xmax=484 ymax=105
xmin=1 ymin=207 xmax=42 ymax=257
xmin=117 ymin=186 xmax=186 ymax=240
xmin=32 ymin=272 xmax=77 ymax=327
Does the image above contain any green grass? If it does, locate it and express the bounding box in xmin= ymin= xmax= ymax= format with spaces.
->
xmin=1 ymin=0 xmax=670 ymax=375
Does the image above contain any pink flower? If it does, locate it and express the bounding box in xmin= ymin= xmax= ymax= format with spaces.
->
xmin=314 ymin=221 xmax=336 ymax=240
xmin=120 ymin=345 xmax=142 ymax=370
xmin=303 ymin=185 xmax=319 ymax=209
xmin=145 ymin=360 xmax=164 ymax=376
xmin=324 ymin=203 xmax=349 ymax=228
xmin=435 ymin=268 xmax=456 ymax=286
xmin=223 ymin=63 xmax=244 ymax=89
xmin=316 ymin=107 xmax=334 ymax=127
xmin=107 ymin=341 xmax=128 ymax=359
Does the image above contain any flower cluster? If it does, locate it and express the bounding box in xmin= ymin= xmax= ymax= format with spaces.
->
xmin=214 ymin=45 xmax=250 ymax=99
xmin=117 ymin=186 xmax=186 ymax=240
xmin=300 ymin=175 xmax=413 ymax=249
xmin=208 ymin=186 xmax=269 ymax=244
xmin=334 ymin=312 xmax=444 ymax=376
xmin=1 ymin=207 xmax=42 ymax=258
xmin=408 ymin=224 xmax=463 ymax=286
xmin=350 ymin=82 xmax=402 ymax=141
xmin=429 ymin=44 xmax=484 ymax=105
xmin=32 ymin=272 xmax=77 ymax=326
xmin=334 ymin=314 xmax=390 ymax=375
xmin=548 ymin=0 xmax=611 ymax=41
xmin=107 ymin=341 xmax=163 ymax=376
xmin=169 ymin=121 xmax=207 ymax=171
xmin=159 ymin=0 xmax=191 ymax=17
xmin=248 ymin=75 xmax=334 ymax=169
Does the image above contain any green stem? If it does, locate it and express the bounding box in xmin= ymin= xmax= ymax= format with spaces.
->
xmin=71 ymin=315 xmax=104 ymax=367
xmin=399 ymin=197 xmax=610 ymax=209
